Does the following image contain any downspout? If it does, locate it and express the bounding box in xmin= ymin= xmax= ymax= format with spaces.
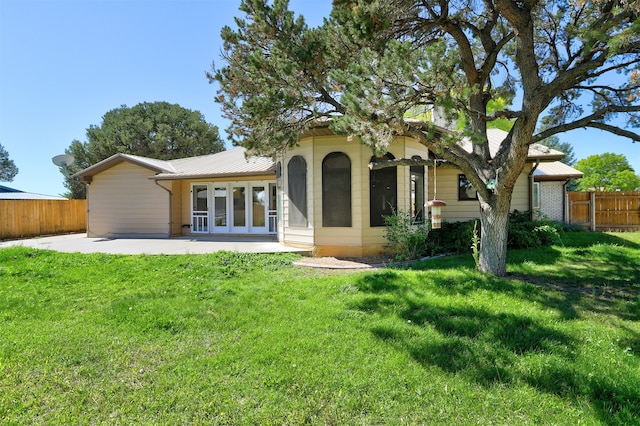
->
xmin=155 ymin=179 xmax=173 ymax=237
xmin=562 ymin=179 xmax=570 ymax=223
xmin=528 ymin=160 xmax=540 ymax=220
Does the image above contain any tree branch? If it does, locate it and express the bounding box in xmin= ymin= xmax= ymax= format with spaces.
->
xmin=532 ymin=105 xmax=640 ymax=142
xmin=585 ymin=122 xmax=640 ymax=142
xmin=369 ymin=157 xmax=439 ymax=170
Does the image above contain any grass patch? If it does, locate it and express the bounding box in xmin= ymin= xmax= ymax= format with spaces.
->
xmin=1 ymin=233 xmax=639 ymax=424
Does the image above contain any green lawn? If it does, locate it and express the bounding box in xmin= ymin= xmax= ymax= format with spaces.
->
xmin=1 ymin=232 xmax=639 ymax=424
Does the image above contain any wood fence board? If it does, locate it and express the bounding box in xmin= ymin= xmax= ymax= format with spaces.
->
xmin=568 ymin=191 xmax=640 ymax=232
xmin=0 ymin=200 xmax=86 ymax=239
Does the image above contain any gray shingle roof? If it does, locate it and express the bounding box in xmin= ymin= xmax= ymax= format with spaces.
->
xmin=460 ymin=128 xmax=565 ymax=161
xmin=534 ymin=161 xmax=583 ymax=181
xmin=154 ymin=148 xmax=276 ymax=180
xmin=73 ymin=148 xmax=276 ymax=183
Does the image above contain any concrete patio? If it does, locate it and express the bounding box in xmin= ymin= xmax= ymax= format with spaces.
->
xmin=0 ymin=233 xmax=311 ymax=255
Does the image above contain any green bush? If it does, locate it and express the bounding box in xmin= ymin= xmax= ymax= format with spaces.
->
xmin=383 ymin=209 xmax=430 ymax=261
xmin=423 ymin=211 xmax=562 ymax=256
xmin=425 ymin=220 xmax=478 ymax=256
xmin=507 ymin=211 xmax=562 ymax=249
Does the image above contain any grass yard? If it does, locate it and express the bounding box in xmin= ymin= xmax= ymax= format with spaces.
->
xmin=1 ymin=232 xmax=639 ymax=424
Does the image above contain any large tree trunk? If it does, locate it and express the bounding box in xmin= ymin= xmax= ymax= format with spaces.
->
xmin=477 ymin=190 xmax=513 ymax=276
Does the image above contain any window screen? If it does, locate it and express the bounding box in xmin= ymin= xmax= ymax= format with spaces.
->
xmin=287 ymin=156 xmax=307 ymax=227
xmin=322 ymin=152 xmax=351 ymax=227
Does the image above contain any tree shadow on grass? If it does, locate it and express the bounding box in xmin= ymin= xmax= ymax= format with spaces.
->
xmin=407 ymin=232 xmax=640 ymax=322
xmin=507 ymin=246 xmax=640 ymax=322
xmin=351 ymin=270 xmax=640 ymax=424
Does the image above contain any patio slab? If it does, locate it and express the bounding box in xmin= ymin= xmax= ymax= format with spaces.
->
xmin=0 ymin=233 xmax=311 ymax=255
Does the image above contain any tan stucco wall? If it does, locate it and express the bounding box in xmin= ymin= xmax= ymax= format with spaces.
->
xmin=86 ymin=162 xmax=170 ymax=237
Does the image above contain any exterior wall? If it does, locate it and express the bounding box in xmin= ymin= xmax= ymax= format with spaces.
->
xmin=87 ymin=162 xmax=170 ymax=237
xmin=538 ymin=181 xmax=565 ymax=221
xmin=170 ymin=181 xmax=183 ymax=236
xmin=280 ymin=143 xmax=315 ymax=248
xmin=312 ymin=135 xmax=366 ymax=256
xmin=426 ymin=164 xmax=533 ymax=222
xmin=281 ymin=135 xmax=431 ymax=257
xmin=281 ymin=134 xmax=537 ymax=257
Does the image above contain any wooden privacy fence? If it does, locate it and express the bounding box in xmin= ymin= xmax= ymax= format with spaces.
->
xmin=0 ymin=199 xmax=87 ymax=240
xmin=567 ymin=191 xmax=640 ymax=231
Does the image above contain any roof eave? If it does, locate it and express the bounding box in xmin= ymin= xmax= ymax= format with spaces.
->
xmin=152 ymin=170 xmax=276 ymax=181
xmin=535 ymin=173 xmax=583 ymax=181
xmin=72 ymin=154 xmax=170 ymax=182
xmin=527 ymin=154 xmax=566 ymax=162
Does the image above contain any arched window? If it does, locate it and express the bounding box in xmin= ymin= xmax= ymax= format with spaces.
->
xmin=370 ymin=153 xmax=397 ymax=227
xmin=287 ymin=155 xmax=307 ymax=227
xmin=322 ymin=152 xmax=351 ymax=227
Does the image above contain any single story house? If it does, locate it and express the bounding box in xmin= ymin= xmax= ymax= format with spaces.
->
xmin=533 ymin=161 xmax=583 ymax=222
xmin=73 ymin=126 xmax=566 ymax=257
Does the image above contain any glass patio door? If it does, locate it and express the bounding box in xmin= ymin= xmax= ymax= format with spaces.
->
xmin=191 ymin=184 xmax=209 ymax=233
xmin=231 ymin=186 xmax=248 ymax=233
xmin=213 ymin=186 xmax=228 ymax=232
xmin=251 ymin=186 xmax=268 ymax=233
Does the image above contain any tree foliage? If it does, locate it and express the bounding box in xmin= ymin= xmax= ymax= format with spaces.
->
xmin=0 ymin=143 xmax=18 ymax=182
xmin=213 ymin=0 xmax=640 ymax=276
xmin=63 ymin=102 xmax=224 ymax=199
xmin=537 ymin=135 xmax=577 ymax=165
xmin=574 ymin=153 xmax=640 ymax=191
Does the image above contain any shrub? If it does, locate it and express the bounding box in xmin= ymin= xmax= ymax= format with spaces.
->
xmin=424 ymin=211 xmax=562 ymax=256
xmin=507 ymin=211 xmax=561 ymax=249
xmin=383 ymin=209 xmax=430 ymax=261
xmin=424 ymin=220 xmax=478 ymax=256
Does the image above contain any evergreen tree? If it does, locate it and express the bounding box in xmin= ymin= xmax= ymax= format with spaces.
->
xmin=63 ymin=102 xmax=224 ymax=199
xmin=213 ymin=0 xmax=640 ymax=276
xmin=0 ymin=143 xmax=18 ymax=182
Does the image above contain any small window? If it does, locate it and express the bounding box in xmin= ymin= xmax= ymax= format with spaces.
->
xmin=458 ymin=174 xmax=478 ymax=201
xmin=287 ymin=155 xmax=307 ymax=227
xmin=533 ymin=182 xmax=541 ymax=209
xmin=322 ymin=152 xmax=351 ymax=227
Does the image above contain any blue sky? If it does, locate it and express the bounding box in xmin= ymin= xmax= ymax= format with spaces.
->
xmin=1 ymin=0 xmax=638 ymax=197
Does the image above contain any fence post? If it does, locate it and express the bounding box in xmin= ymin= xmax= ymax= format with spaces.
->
xmin=590 ymin=192 xmax=596 ymax=232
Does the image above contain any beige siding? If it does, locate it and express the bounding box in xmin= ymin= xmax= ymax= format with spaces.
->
xmin=281 ymin=143 xmax=314 ymax=247
xmin=283 ymin=134 xmax=537 ymax=256
xmin=282 ymin=135 xmax=433 ymax=256
xmin=171 ymin=181 xmax=183 ymax=235
xmin=427 ymin=164 xmax=533 ymax=222
xmin=426 ymin=166 xmax=481 ymax=221
xmin=312 ymin=135 xmax=365 ymax=256
xmin=87 ymin=162 xmax=170 ymax=237
xmin=512 ymin=165 xmax=533 ymax=212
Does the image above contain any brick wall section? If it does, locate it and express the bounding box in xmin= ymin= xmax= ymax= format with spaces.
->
xmin=540 ymin=181 xmax=565 ymax=221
